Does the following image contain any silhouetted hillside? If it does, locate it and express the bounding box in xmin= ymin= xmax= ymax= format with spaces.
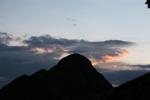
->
xmin=1 ymin=54 xmax=150 ymax=100
xmin=0 ymin=54 xmax=113 ymax=100
xmin=109 ymin=72 xmax=150 ymax=100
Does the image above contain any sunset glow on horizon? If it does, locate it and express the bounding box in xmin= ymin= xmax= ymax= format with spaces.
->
xmin=90 ymin=51 xmax=129 ymax=66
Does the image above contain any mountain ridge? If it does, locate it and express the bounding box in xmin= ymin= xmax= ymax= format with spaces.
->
xmin=0 ymin=54 xmax=113 ymax=100
xmin=0 ymin=53 xmax=150 ymax=100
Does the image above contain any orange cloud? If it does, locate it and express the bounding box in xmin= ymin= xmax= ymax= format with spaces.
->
xmin=90 ymin=50 xmax=129 ymax=66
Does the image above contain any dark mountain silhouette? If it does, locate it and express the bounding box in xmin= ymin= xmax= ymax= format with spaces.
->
xmin=109 ymin=72 xmax=150 ymax=100
xmin=0 ymin=53 xmax=150 ymax=100
xmin=0 ymin=54 xmax=113 ymax=100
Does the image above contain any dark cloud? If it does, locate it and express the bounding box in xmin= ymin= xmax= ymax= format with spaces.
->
xmin=134 ymin=64 xmax=150 ymax=69
xmin=101 ymin=40 xmax=134 ymax=47
xmin=24 ymin=34 xmax=133 ymax=62
xmin=0 ymin=32 xmax=13 ymax=45
xmin=24 ymin=35 xmax=81 ymax=47
xmin=0 ymin=32 xmax=24 ymax=46
xmin=24 ymin=35 xmax=133 ymax=47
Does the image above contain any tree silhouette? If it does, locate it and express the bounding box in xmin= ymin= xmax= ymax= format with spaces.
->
xmin=146 ymin=0 xmax=150 ymax=8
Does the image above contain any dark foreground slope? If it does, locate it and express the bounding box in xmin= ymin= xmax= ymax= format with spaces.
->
xmin=0 ymin=54 xmax=113 ymax=100
xmin=109 ymin=72 xmax=150 ymax=100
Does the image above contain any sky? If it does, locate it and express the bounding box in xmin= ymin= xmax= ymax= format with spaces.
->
xmin=0 ymin=0 xmax=150 ymax=87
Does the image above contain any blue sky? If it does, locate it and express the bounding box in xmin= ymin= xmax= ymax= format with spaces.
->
xmin=0 ymin=0 xmax=150 ymax=64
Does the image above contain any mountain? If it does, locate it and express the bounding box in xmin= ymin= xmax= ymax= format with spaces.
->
xmin=0 ymin=54 xmax=113 ymax=100
xmin=109 ymin=72 xmax=150 ymax=100
xmin=1 ymin=53 xmax=150 ymax=100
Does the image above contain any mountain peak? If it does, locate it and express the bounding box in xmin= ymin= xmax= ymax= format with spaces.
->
xmin=57 ymin=53 xmax=93 ymax=71
xmin=59 ymin=53 xmax=91 ymax=64
xmin=0 ymin=54 xmax=113 ymax=100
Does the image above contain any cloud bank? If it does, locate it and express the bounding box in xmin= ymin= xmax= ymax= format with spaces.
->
xmin=0 ymin=32 xmax=149 ymax=87
xmin=24 ymin=34 xmax=133 ymax=64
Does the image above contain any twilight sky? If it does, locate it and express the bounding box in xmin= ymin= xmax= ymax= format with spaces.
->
xmin=0 ymin=0 xmax=150 ymax=87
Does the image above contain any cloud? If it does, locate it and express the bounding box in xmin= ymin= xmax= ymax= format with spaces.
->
xmin=24 ymin=35 xmax=133 ymax=47
xmin=66 ymin=18 xmax=78 ymax=27
xmin=95 ymin=62 xmax=150 ymax=72
xmin=0 ymin=33 xmax=148 ymax=88
xmin=23 ymin=35 xmax=135 ymax=67
xmin=0 ymin=32 xmax=13 ymax=45
xmin=24 ymin=35 xmax=83 ymax=47
xmin=24 ymin=35 xmax=134 ymax=62
xmin=101 ymin=40 xmax=133 ymax=47
xmin=89 ymin=49 xmax=128 ymax=65
xmin=0 ymin=32 xmax=25 ymax=46
xmin=24 ymin=35 xmax=148 ymax=70
xmin=0 ymin=37 xmax=59 ymax=87
xmin=134 ymin=64 xmax=150 ymax=69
